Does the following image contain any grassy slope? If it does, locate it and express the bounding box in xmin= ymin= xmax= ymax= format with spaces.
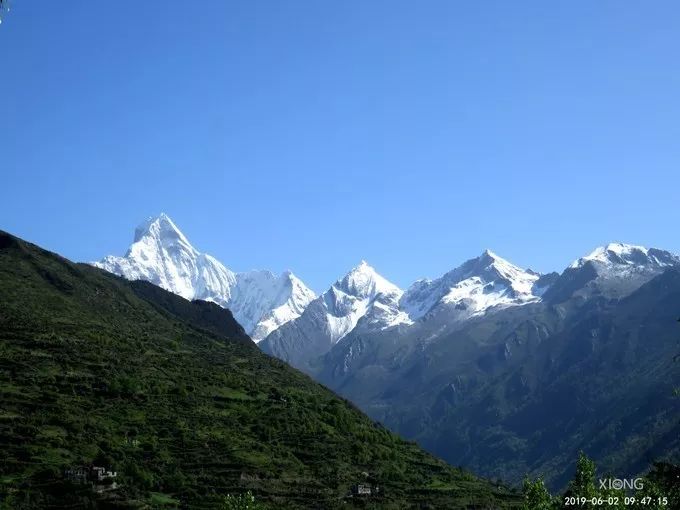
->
xmin=0 ymin=231 xmax=520 ymax=509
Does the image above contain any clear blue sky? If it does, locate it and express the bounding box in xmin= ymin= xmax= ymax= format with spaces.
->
xmin=2 ymin=1 xmax=679 ymax=292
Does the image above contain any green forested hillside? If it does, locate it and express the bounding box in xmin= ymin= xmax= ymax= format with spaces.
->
xmin=0 ymin=231 xmax=519 ymax=509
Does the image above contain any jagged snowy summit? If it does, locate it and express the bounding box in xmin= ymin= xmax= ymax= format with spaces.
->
xmin=93 ymin=213 xmax=315 ymax=341
xmin=324 ymin=260 xmax=412 ymax=342
xmin=562 ymin=242 xmax=680 ymax=299
xmin=400 ymin=243 xmax=680 ymax=321
xmin=400 ymin=249 xmax=544 ymax=321
xmin=569 ymin=242 xmax=679 ymax=269
xmin=258 ymin=260 xmax=412 ymax=368
xmin=96 ymin=213 xmax=235 ymax=301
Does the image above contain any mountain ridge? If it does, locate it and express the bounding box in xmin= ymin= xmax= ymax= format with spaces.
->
xmin=263 ymin=241 xmax=680 ymax=374
xmin=94 ymin=216 xmax=680 ymax=356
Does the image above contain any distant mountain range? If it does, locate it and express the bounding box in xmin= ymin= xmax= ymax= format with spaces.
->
xmin=260 ymin=241 xmax=680 ymax=373
xmin=259 ymin=248 xmax=552 ymax=371
xmin=94 ymin=215 xmax=680 ymax=488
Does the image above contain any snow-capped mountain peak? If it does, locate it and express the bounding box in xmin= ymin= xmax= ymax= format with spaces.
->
xmin=400 ymin=250 xmax=541 ymax=321
xmin=93 ymin=214 xmax=315 ymax=341
xmin=96 ymin=213 xmax=212 ymax=300
xmin=260 ymin=262 xmax=411 ymax=369
xmin=475 ymin=249 xmax=539 ymax=296
xmin=133 ymin=212 xmax=188 ymax=244
xmin=335 ymin=260 xmax=402 ymax=300
xmin=553 ymin=242 xmax=680 ymax=300
xmin=569 ymin=242 xmax=678 ymax=269
xmin=322 ymin=262 xmax=408 ymax=342
xmin=231 ymin=268 xmax=317 ymax=341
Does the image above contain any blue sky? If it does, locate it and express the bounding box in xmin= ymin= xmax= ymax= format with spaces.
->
xmin=2 ymin=1 xmax=679 ymax=292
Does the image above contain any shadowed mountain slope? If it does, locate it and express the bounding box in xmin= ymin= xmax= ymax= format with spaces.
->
xmin=317 ymin=269 xmax=680 ymax=490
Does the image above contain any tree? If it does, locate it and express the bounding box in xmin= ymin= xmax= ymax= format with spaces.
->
xmin=568 ymin=451 xmax=598 ymax=502
xmin=640 ymin=463 xmax=680 ymax=509
xmin=521 ymin=477 xmax=554 ymax=510
xmin=221 ymin=491 xmax=266 ymax=510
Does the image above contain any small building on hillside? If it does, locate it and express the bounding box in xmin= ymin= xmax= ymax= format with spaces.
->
xmin=351 ymin=484 xmax=372 ymax=496
xmin=91 ymin=466 xmax=117 ymax=482
xmin=65 ymin=465 xmax=118 ymax=489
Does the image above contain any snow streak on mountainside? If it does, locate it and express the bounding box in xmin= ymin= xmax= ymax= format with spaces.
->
xmin=259 ymin=261 xmax=410 ymax=369
xmin=93 ymin=213 xmax=315 ymax=341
